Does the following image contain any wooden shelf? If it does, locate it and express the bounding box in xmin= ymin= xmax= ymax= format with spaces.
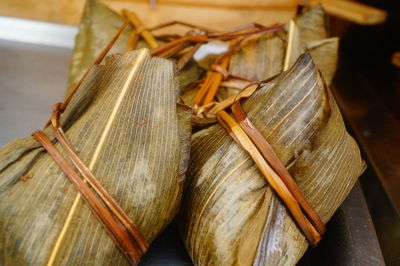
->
xmin=0 ymin=0 xmax=386 ymax=28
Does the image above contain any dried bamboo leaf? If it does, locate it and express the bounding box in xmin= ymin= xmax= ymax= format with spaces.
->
xmin=67 ymin=0 xmax=136 ymax=93
xmin=181 ymin=85 xmax=200 ymax=106
xmin=67 ymin=0 xmax=202 ymax=95
xmin=229 ymin=4 xmax=337 ymax=86
xmin=180 ymin=53 xmax=365 ymax=265
xmin=197 ymin=54 xmax=220 ymax=70
xmin=183 ymin=5 xmax=334 ymax=108
xmin=215 ymin=87 xmax=240 ymax=102
xmin=182 ymin=29 xmax=286 ymax=105
xmin=0 ymin=49 xmax=191 ymax=265
xmin=229 ymin=31 xmax=286 ymax=82
xmin=283 ymin=20 xmax=304 ymax=71
xmin=296 ymin=4 xmax=338 ymax=85
xmin=184 ymin=5 xmax=335 ymax=127
xmin=178 ymin=60 xmax=205 ymax=93
xmin=295 ymin=4 xmax=329 ymax=43
xmin=306 ymin=37 xmax=339 ymax=86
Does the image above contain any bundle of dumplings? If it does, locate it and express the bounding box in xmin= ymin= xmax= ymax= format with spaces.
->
xmin=0 ymin=1 xmax=364 ymax=265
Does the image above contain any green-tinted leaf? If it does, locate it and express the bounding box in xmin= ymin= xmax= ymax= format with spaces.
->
xmin=180 ymin=53 xmax=364 ymax=265
xmin=0 ymin=49 xmax=191 ymax=265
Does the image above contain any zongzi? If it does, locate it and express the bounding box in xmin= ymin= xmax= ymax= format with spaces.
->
xmin=67 ymin=0 xmax=203 ymax=96
xmin=0 ymin=49 xmax=191 ymax=265
xmin=180 ymin=53 xmax=365 ymax=265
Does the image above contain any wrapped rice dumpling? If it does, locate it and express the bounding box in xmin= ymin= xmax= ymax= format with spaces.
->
xmin=180 ymin=53 xmax=365 ymax=265
xmin=67 ymin=0 xmax=203 ymax=95
xmin=179 ymin=5 xmax=363 ymax=265
xmin=182 ymin=4 xmax=338 ymax=107
xmin=67 ymin=0 xmax=145 ymax=92
xmin=0 ymin=49 xmax=191 ymax=265
xmin=228 ymin=4 xmax=338 ymax=86
xmin=294 ymin=4 xmax=338 ymax=85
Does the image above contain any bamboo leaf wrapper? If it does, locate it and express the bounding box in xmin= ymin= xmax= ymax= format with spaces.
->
xmin=0 ymin=49 xmax=191 ymax=265
xmin=67 ymin=0 xmax=203 ymax=95
xmin=180 ymin=54 xmax=365 ymax=265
